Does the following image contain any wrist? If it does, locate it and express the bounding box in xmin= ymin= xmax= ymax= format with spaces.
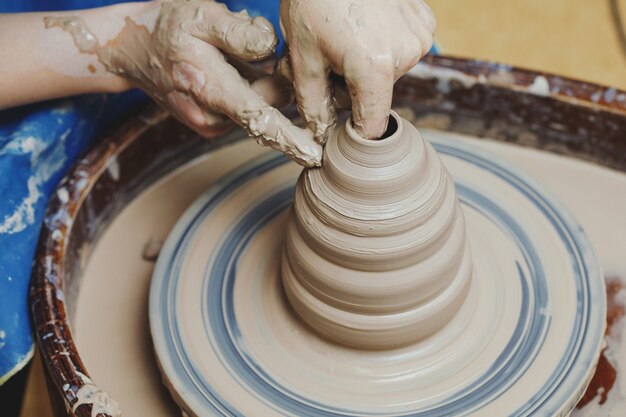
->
xmin=102 ymin=72 xmax=134 ymax=94
xmin=85 ymin=1 xmax=163 ymax=93
xmin=84 ymin=2 xmax=161 ymax=41
xmin=120 ymin=1 xmax=162 ymax=33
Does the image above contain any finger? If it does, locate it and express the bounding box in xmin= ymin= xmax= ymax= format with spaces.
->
xmin=226 ymin=58 xmax=294 ymax=108
xmin=187 ymin=53 xmax=322 ymax=167
xmin=398 ymin=13 xmax=432 ymax=59
xmin=171 ymin=57 xmax=293 ymax=121
xmin=165 ymin=90 xmax=207 ymax=131
xmin=289 ymin=46 xmax=336 ymax=143
xmin=276 ymin=55 xmax=294 ymax=83
xmin=169 ymin=56 xmax=295 ymax=141
xmin=240 ymin=105 xmax=323 ymax=168
xmin=344 ymin=54 xmax=395 ymax=139
xmin=163 ymin=90 xmax=230 ymax=138
xmin=408 ymin=0 xmax=437 ymax=36
xmin=226 ymin=56 xmax=265 ymax=82
xmin=189 ymin=3 xmax=278 ymax=61
xmin=393 ymin=23 xmax=429 ymax=75
xmin=250 ymin=74 xmax=294 ymax=109
xmin=196 ymin=77 xmax=295 ymax=130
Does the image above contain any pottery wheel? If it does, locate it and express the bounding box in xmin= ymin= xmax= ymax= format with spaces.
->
xmin=149 ymin=134 xmax=605 ymax=416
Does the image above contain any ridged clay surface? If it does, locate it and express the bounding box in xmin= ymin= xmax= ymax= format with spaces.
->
xmin=282 ymin=112 xmax=473 ymax=349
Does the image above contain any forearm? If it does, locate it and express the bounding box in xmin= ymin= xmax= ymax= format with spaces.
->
xmin=0 ymin=2 xmax=159 ymax=109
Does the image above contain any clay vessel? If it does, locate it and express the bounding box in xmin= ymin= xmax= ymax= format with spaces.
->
xmin=281 ymin=111 xmax=473 ymax=349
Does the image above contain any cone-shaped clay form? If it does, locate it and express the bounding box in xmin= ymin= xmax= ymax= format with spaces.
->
xmin=281 ymin=111 xmax=473 ymax=350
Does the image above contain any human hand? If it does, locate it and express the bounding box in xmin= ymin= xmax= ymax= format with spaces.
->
xmin=280 ymin=0 xmax=436 ymax=141
xmin=46 ymin=0 xmax=322 ymax=167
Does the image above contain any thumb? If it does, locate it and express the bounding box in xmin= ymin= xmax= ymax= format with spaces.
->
xmin=190 ymin=3 xmax=278 ymax=61
xmin=242 ymin=106 xmax=323 ymax=167
xmin=189 ymin=55 xmax=322 ymax=167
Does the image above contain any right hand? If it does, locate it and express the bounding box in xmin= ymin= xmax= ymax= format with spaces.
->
xmin=280 ymin=0 xmax=436 ymax=142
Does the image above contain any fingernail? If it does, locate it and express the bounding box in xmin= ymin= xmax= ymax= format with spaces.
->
xmin=301 ymin=143 xmax=323 ymax=167
xmin=252 ymin=16 xmax=274 ymax=33
xmin=278 ymin=124 xmax=323 ymax=167
xmin=291 ymin=132 xmax=323 ymax=167
xmin=237 ymin=9 xmax=250 ymax=18
xmin=292 ymin=147 xmax=323 ymax=167
xmin=305 ymin=121 xmax=325 ymax=145
xmin=245 ymin=25 xmax=278 ymax=56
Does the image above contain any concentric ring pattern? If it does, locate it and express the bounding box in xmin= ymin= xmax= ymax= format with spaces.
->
xmin=150 ymin=136 xmax=605 ymax=417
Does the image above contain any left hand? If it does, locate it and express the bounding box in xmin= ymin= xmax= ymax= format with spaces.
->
xmin=44 ymin=0 xmax=323 ymax=167
xmin=280 ymin=0 xmax=436 ymax=141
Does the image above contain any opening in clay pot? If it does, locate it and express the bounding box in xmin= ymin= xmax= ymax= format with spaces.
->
xmin=349 ymin=112 xmax=400 ymax=141
xmin=379 ymin=114 xmax=399 ymax=139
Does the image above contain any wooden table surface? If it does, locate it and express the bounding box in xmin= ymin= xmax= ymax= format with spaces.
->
xmin=19 ymin=1 xmax=626 ymax=416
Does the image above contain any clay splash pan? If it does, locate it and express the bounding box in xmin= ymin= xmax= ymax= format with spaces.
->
xmin=30 ymin=56 xmax=626 ymax=417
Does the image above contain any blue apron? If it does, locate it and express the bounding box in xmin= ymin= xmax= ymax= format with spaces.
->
xmin=0 ymin=0 xmax=281 ymax=385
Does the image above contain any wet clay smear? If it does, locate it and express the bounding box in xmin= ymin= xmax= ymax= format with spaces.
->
xmin=578 ymin=277 xmax=625 ymax=408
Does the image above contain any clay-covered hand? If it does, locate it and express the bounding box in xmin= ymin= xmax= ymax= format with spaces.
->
xmin=54 ymin=0 xmax=322 ymax=167
xmin=280 ymin=0 xmax=436 ymax=141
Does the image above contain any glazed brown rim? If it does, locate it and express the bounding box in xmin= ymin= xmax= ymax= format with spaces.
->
xmin=30 ymin=55 xmax=626 ymax=417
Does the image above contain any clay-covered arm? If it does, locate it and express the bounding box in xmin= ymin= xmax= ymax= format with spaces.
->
xmin=280 ymin=0 xmax=436 ymax=141
xmin=0 ymin=3 xmax=140 ymax=109
xmin=0 ymin=1 xmax=322 ymax=167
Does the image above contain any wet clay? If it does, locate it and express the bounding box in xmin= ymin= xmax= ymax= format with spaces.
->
xmin=73 ymin=383 xmax=121 ymax=417
xmin=282 ymin=112 xmax=472 ymax=349
xmin=577 ymin=277 xmax=624 ymax=408
xmin=279 ymin=0 xmax=436 ymax=141
xmin=71 ymin=143 xmax=269 ymax=417
xmin=24 ymin=132 xmax=619 ymax=417
xmin=44 ymin=1 xmax=322 ymax=167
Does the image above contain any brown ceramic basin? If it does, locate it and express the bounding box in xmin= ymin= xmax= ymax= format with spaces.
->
xmin=29 ymin=55 xmax=626 ymax=417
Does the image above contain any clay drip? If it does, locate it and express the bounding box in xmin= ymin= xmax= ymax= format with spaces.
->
xmin=281 ymin=112 xmax=473 ymax=349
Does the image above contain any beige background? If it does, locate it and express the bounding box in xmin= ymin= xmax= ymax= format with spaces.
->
xmin=430 ymin=0 xmax=626 ymax=89
xmin=20 ymin=1 xmax=626 ymax=415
